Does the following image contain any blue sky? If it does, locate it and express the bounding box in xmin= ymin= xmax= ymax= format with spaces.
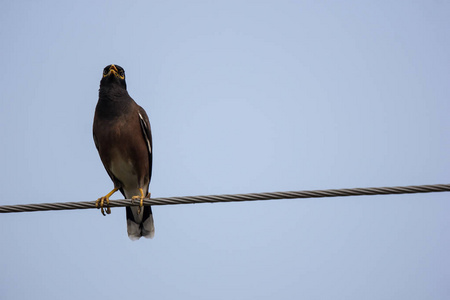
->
xmin=1 ymin=1 xmax=449 ymax=299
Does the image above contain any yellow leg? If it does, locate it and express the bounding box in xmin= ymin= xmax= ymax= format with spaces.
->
xmin=95 ymin=187 xmax=119 ymax=216
xmin=132 ymin=188 xmax=145 ymax=214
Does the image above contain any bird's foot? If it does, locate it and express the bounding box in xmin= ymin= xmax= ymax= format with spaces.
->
xmin=131 ymin=188 xmax=145 ymax=214
xmin=95 ymin=196 xmax=111 ymax=216
xmin=95 ymin=187 xmax=119 ymax=216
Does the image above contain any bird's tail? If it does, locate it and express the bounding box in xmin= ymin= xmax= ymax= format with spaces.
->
xmin=126 ymin=205 xmax=155 ymax=240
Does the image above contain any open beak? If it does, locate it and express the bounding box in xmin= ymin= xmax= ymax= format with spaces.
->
xmin=110 ymin=64 xmax=118 ymax=74
xmin=103 ymin=64 xmax=120 ymax=78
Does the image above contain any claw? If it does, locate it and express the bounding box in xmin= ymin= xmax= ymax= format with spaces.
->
xmin=95 ymin=196 xmax=110 ymax=216
xmin=132 ymin=188 xmax=145 ymax=214
xmin=96 ymin=187 xmax=119 ymax=216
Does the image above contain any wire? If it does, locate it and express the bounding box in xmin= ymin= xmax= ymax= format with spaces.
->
xmin=0 ymin=183 xmax=449 ymax=214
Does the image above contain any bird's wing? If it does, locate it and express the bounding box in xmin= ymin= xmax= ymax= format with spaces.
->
xmin=137 ymin=106 xmax=153 ymax=180
xmin=93 ymin=132 xmax=100 ymax=151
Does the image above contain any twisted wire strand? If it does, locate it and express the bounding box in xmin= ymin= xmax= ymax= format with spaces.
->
xmin=0 ymin=183 xmax=449 ymax=214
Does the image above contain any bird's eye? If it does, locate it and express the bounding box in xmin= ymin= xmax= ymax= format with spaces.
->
xmin=119 ymin=70 xmax=124 ymax=77
xmin=103 ymin=68 xmax=108 ymax=75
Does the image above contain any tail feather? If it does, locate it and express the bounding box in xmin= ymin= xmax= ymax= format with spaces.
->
xmin=126 ymin=206 xmax=155 ymax=240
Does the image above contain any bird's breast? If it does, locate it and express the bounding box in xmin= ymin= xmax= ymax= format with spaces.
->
xmin=109 ymin=150 xmax=138 ymax=189
xmin=94 ymin=111 xmax=149 ymax=192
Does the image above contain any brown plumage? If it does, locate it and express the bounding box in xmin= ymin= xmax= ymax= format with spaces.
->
xmin=93 ymin=64 xmax=154 ymax=240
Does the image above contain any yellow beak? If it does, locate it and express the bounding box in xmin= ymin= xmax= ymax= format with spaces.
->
xmin=103 ymin=64 xmax=123 ymax=79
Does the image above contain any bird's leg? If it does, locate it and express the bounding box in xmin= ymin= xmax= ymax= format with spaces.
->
xmin=131 ymin=188 xmax=145 ymax=214
xmin=95 ymin=187 xmax=119 ymax=216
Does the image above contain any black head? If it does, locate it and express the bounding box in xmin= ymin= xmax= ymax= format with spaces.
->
xmin=100 ymin=64 xmax=127 ymax=89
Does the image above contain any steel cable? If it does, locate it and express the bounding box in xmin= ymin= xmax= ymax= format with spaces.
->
xmin=0 ymin=183 xmax=449 ymax=214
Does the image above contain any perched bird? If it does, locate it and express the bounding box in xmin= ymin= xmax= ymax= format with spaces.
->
xmin=93 ymin=64 xmax=154 ymax=240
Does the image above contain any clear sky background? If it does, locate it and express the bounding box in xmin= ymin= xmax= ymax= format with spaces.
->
xmin=1 ymin=1 xmax=449 ymax=299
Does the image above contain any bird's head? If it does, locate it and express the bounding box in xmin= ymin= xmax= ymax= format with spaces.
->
xmin=100 ymin=64 xmax=127 ymax=89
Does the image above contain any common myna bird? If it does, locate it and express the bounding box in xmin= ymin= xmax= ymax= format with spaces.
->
xmin=93 ymin=64 xmax=154 ymax=240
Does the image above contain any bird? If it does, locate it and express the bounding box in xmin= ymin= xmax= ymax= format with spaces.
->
xmin=93 ymin=64 xmax=154 ymax=240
